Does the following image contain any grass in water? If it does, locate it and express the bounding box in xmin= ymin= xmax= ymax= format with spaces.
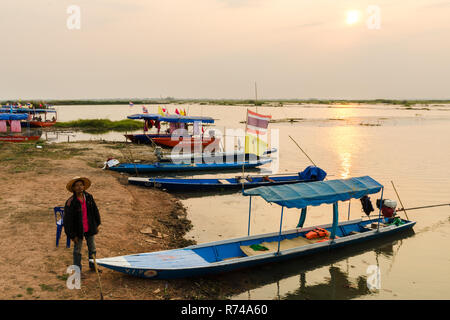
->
xmin=53 ymin=119 xmax=142 ymax=133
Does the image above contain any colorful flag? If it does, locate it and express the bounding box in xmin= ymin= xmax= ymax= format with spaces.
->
xmin=158 ymin=106 xmax=165 ymax=116
xmin=183 ymin=108 xmax=187 ymax=116
xmin=175 ymin=108 xmax=180 ymax=115
xmin=245 ymin=134 xmax=268 ymax=156
xmin=246 ymin=109 xmax=271 ymax=135
xmin=244 ymin=109 xmax=272 ymax=156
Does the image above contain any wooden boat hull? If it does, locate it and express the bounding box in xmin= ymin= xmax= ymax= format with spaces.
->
xmin=158 ymin=148 xmax=277 ymax=162
xmin=94 ymin=217 xmax=416 ymax=279
xmin=108 ymin=158 xmax=272 ymax=174
xmin=30 ymin=121 xmax=56 ymax=128
xmin=0 ymin=135 xmax=40 ymax=142
xmin=151 ymin=136 xmax=219 ymax=148
xmin=129 ymin=175 xmax=315 ymax=192
xmin=124 ymin=134 xmax=172 ymax=144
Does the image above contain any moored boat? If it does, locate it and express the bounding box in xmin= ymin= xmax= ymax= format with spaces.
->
xmin=93 ymin=176 xmax=416 ymax=279
xmin=0 ymin=113 xmax=42 ymax=142
xmin=0 ymin=107 xmax=58 ymax=128
xmin=125 ymin=113 xmax=218 ymax=148
xmin=156 ymin=147 xmax=278 ymax=162
xmin=128 ymin=165 xmax=327 ymax=192
xmin=106 ymin=158 xmax=273 ymax=174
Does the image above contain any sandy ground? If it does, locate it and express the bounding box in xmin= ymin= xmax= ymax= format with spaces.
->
xmin=0 ymin=141 xmax=232 ymax=300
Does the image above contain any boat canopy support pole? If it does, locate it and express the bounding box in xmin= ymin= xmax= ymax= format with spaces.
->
xmin=347 ymin=199 xmax=351 ymax=221
xmin=277 ymin=206 xmax=284 ymax=255
xmin=377 ymin=187 xmax=384 ymax=231
xmin=296 ymin=207 xmax=307 ymax=228
xmin=330 ymin=202 xmax=339 ymax=240
xmin=247 ymin=196 xmax=252 ymax=236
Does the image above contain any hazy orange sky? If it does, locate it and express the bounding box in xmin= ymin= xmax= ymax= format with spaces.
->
xmin=0 ymin=0 xmax=449 ymax=100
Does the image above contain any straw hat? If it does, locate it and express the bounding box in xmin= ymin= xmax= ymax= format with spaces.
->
xmin=66 ymin=176 xmax=92 ymax=192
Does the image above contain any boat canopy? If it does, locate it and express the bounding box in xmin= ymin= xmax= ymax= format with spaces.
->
xmin=0 ymin=108 xmax=57 ymax=113
xmin=127 ymin=113 xmax=215 ymax=124
xmin=0 ymin=113 xmax=28 ymax=120
xmin=243 ymin=176 xmax=383 ymax=209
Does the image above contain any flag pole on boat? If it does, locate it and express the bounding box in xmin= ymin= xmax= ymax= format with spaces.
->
xmin=242 ymin=108 xmax=249 ymax=192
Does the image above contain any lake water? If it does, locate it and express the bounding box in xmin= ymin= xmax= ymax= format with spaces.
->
xmin=52 ymin=103 xmax=450 ymax=299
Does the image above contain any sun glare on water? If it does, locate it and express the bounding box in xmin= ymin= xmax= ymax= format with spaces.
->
xmin=346 ymin=10 xmax=360 ymax=25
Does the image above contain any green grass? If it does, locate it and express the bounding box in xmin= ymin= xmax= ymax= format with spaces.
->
xmin=0 ymin=141 xmax=90 ymax=173
xmin=53 ymin=119 xmax=142 ymax=133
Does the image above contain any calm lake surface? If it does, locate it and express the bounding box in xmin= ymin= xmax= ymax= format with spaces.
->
xmin=53 ymin=103 xmax=450 ymax=299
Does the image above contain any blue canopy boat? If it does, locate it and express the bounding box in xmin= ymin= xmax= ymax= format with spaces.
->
xmin=128 ymin=166 xmax=327 ymax=192
xmin=0 ymin=107 xmax=58 ymax=127
xmin=0 ymin=113 xmax=42 ymax=142
xmin=94 ymin=176 xmax=416 ymax=279
xmin=125 ymin=113 xmax=216 ymax=145
xmin=106 ymin=158 xmax=272 ymax=174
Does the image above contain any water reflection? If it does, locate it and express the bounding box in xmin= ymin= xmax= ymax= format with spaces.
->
xmin=282 ymin=265 xmax=371 ymax=300
xmin=225 ymin=229 xmax=414 ymax=300
xmin=328 ymin=126 xmax=356 ymax=179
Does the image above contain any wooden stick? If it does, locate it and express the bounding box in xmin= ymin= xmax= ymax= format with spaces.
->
xmin=396 ymin=203 xmax=450 ymax=211
xmin=391 ymin=181 xmax=409 ymax=220
xmin=288 ymin=135 xmax=318 ymax=167
xmin=92 ymin=254 xmax=104 ymax=300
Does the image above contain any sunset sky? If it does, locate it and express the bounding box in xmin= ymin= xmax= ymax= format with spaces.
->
xmin=0 ymin=0 xmax=449 ymax=100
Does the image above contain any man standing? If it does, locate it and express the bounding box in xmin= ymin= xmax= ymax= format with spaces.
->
xmin=64 ymin=176 xmax=101 ymax=273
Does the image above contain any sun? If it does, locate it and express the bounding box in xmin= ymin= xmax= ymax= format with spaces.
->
xmin=346 ymin=10 xmax=360 ymax=25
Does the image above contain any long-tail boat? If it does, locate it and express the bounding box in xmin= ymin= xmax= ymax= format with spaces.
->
xmin=93 ymin=176 xmax=415 ymax=279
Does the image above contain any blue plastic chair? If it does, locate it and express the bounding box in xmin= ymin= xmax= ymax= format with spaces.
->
xmin=54 ymin=206 xmax=70 ymax=248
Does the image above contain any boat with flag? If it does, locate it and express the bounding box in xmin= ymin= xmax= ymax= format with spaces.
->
xmin=128 ymin=165 xmax=326 ymax=192
xmin=0 ymin=113 xmax=42 ymax=142
xmin=93 ymin=176 xmax=416 ymax=279
xmin=0 ymin=106 xmax=58 ymax=128
xmin=125 ymin=113 xmax=218 ymax=148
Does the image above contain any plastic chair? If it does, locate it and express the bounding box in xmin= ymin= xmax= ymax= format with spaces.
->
xmin=54 ymin=206 xmax=70 ymax=248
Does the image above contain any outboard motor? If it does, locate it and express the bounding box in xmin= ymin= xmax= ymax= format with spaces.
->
xmin=376 ymin=199 xmax=397 ymax=218
xmin=154 ymin=146 xmax=163 ymax=161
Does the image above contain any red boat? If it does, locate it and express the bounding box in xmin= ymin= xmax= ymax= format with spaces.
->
xmin=0 ymin=135 xmax=41 ymax=142
xmin=0 ymin=107 xmax=58 ymax=128
xmin=151 ymin=136 xmax=219 ymax=148
xmin=28 ymin=120 xmax=57 ymax=128
xmin=0 ymin=113 xmax=42 ymax=142
xmin=126 ymin=113 xmax=219 ymax=149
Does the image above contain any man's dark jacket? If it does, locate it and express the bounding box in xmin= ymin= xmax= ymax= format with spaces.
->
xmin=64 ymin=191 xmax=101 ymax=239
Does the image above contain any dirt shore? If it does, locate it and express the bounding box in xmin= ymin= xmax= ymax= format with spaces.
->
xmin=0 ymin=140 xmax=253 ymax=300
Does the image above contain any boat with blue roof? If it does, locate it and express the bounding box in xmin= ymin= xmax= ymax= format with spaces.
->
xmin=93 ymin=176 xmax=416 ymax=279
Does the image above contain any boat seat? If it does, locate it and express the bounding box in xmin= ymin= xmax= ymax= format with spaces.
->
xmin=240 ymin=236 xmax=315 ymax=257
